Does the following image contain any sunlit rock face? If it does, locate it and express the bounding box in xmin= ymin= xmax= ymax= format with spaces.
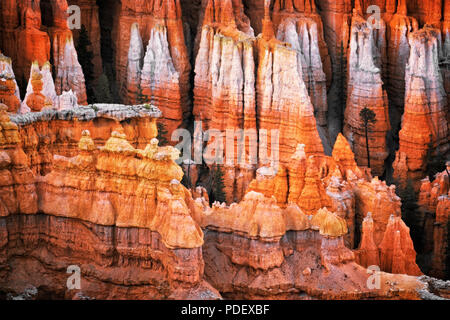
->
xmin=343 ymin=10 xmax=390 ymax=177
xmin=0 ymin=0 xmax=87 ymax=104
xmin=419 ymin=165 xmax=450 ymax=280
xmin=386 ymin=1 xmax=418 ymax=135
xmin=393 ymin=26 xmax=449 ymax=190
xmin=1 ymin=0 xmax=450 ymax=300
xmin=192 ymin=0 xmax=257 ymax=204
xmin=116 ymin=0 xmax=191 ymax=137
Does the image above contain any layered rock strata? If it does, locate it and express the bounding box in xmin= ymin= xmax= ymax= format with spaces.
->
xmin=10 ymin=104 xmax=161 ymax=176
xmin=393 ymin=26 xmax=449 ymax=189
xmin=193 ymin=0 xmax=257 ymax=203
xmin=419 ymin=166 xmax=450 ymax=279
xmin=386 ymin=1 xmax=418 ymax=134
xmin=117 ymin=0 xmax=191 ymax=135
xmin=344 ymin=11 xmax=390 ymax=177
xmin=199 ymin=190 xmax=424 ymax=299
xmin=0 ymin=117 xmax=219 ymax=299
xmin=48 ymin=0 xmax=88 ymax=105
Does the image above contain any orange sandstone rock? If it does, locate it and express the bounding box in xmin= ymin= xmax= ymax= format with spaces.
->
xmin=393 ymin=26 xmax=449 ymax=190
xmin=0 ymin=105 xmax=38 ymax=216
xmin=0 ymin=77 xmax=21 ymax=113
xmin=356 ymin=212 xmax=380 ymax=268
xmin=116 ymin=0 xmax=191 ymax=134
xmin=38 ymin=130 xmax=203 ymax=249
xmin=379 ymin=215 xmax=422 ymax=276
xmin=15 ymin=0 xmax=51 ymax=86
xmin=386 ymin=2 xmax=418 ymax=134
xmin=419 ymin=166 xmax=450 ymax=279
xmin=25 ymin=71 xmax=53 ymax=112
xmin=344 ymin=11 xmax=390 ymax=177
xmin=193 ymin=0 xmax=257 ymax=203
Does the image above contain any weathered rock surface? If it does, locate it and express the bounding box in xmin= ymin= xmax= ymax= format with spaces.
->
xmin=193 ymin=0 xmax=257 ymax=203
xmin=386 ymin=1 xmax=418 ymax=135
xmin=419 ymin=166 xmax=450 ymax=279
xmin=393 ymin=26 xmax=449 ymax=190
xmin=344 ymin=11 xmax=390 ymax=177
xmin=0 ymin=105 xmax=38 ymax=217
xmin=116 ymin=0 xmax=191 ymax=135
xmin=10 ymin=104 xmax=161 ymax=175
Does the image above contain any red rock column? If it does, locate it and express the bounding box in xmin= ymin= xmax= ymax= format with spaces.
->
xmin=393 ymin=26 xmax=449 ymax=190
xmin=193 ymin=0 xmax=257 ymax=203
xmin=344 ymin=11 xmax=390 ymax=177
xmin=49 ymin=0 xmax=88 ymax=105
xmin=69 ymin=0 xmax=103 ymax=78
xmin=386 ymin=1 xmax=418 ymax=134
xmin=15 ymin=0 xmax=51 ymax=89
xmin=116 ymin=0 xmax=191 ymax=133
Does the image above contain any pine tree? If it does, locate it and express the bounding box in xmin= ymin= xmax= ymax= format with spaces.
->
xmin=93 ymin=74 xmax=113 ymax=103
xmin=76 ymin=25 xmax=95 ymax=104
xmin=210 ymin=165 xmax=226 ymax=204
xmin=157 ymin=121 xmax=169 ymax=146
xmin=136 ymin=82 xmax=148 ymax=105
xmin=360 ymin=107 xmax=377 ymax=169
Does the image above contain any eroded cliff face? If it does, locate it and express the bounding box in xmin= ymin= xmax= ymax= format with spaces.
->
xmin=198 ymin=190 xmax=423 ymax=300
xmin=344 ymin=10 xmax=390 ymax=177
xmin=0 ymin=103 xmax=432 ymax=299
xmin=11 ymin=104 xmax=161 ymax=175
xmin=419 ymin=166 xmax=450 ymax=279
xmin=117 ymin=0 xmax=191 ymax=137
xmin=393 ymin=26 xmax=449 ymax=190
xmin=193 ymin=0 xmax=256 ymax=204
xmin=0 ymin=104 xmax=220 ymax=299
xmin=1 ymin=0 xmax=450 ymax=300
xmin=0 ymin=0 xmax=87 ymax=105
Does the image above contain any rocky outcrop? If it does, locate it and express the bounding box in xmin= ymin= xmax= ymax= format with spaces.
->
xmin=393 ymin=26 xmax=449 ymax=190
xmin=69 ymin=0 xmax=103 ymax=78
xmin=378 ymin=215 xmax=422 ymax=276
xmin=344 ymin=11 xmax=390 ymax=177
xmin=10 ymin=104 xmax=161 ymax=176
xmin=419 ymin=166 xmax=450 ymax=280
xmin=49 ymin=0 xmax=88 ymax=105
xmin=0 ymin=53 xmax=21 ymax=101
xmin=193 ymin=0 xmax=257 ymax=203
xmin=0 ymin=77 xmax=20 ymax=114
xmin=12 ymin=0 xmax=51 ymax=88
xmin=275 ymin=17 xmax=329 ymax=127
xmin=0 ymin=104 xmax=38 ymax=216
xmin=25 ymin=70 xmax=53 ymax=112
xmin=0 ymin=0 xmax=87 ymax=105
xmin=0 ymin=119 xmax=219 ymax=299
xmin=386 ymin=1 xmax=418 ymax=134
xmin=271 ymin=0 xmax=332 ymax=89
xmin=201 ymin=190 xmax=424 ymax=299
xmin=116 ymin=0 xmax=191 ymax=134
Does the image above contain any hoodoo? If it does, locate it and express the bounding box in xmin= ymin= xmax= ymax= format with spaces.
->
xmin=0 ymin=0 xmax=449 ymax=300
